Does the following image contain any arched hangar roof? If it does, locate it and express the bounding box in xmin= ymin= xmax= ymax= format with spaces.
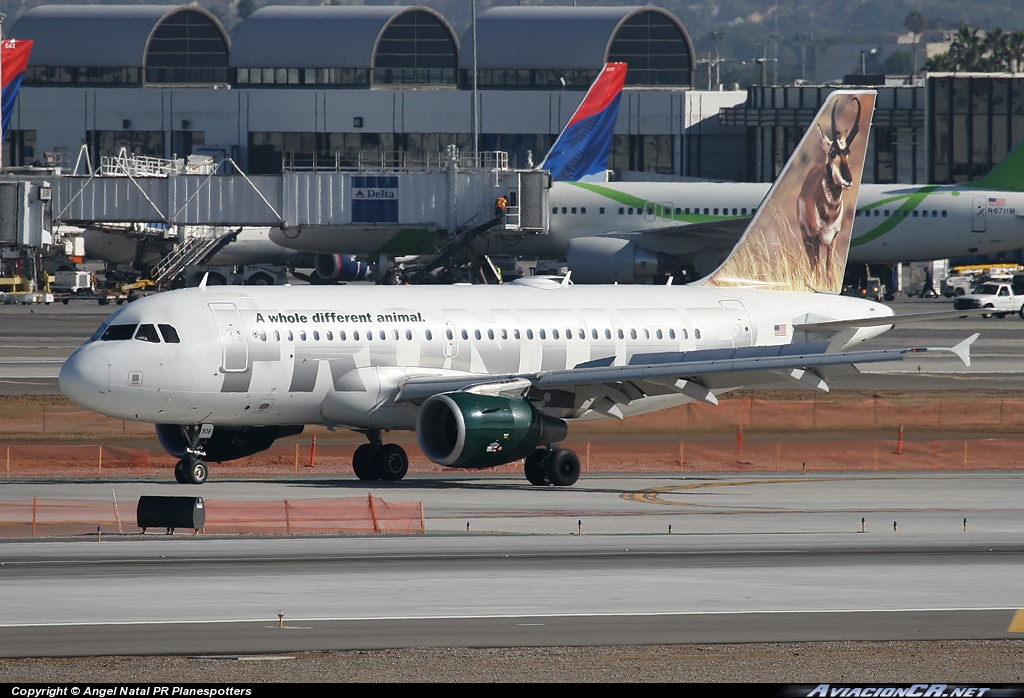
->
xmin=457 ymin=5 xmax=694 ymax=86
xmin=229 ymin=6 xmax=459 ymax=69
xmin=10 ymin=4 xmax=229 ymax=68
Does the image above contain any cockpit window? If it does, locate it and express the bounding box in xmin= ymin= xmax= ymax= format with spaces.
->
xmin=100 ymin=324 xmax=137 ymax=341
xmin=134 ymin=324 xmax=160 ymax=343
xmin=158 ymin=324 xmax=180 ymax=343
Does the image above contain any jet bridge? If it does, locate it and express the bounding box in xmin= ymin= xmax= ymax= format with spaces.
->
xmin=49 ymin=149 xmax=551 ymax=256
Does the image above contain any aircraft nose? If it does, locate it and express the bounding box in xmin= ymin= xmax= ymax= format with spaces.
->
xmin=59 ymin=346 xmax=110 ymax=412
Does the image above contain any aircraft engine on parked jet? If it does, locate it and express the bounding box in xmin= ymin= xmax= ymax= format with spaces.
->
xmin=314 ymin=253 xmax=371 ymax=282
xmin=566 ymin=237 xmax=675 ymax=284
xmin=416 ymin=393 xmax=567 ymax=468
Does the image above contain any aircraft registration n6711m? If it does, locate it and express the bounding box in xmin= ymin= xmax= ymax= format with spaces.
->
xmin=60 ymin=90 xmax=977 ymax=486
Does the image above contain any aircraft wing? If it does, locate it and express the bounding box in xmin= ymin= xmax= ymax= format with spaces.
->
xmin=595 ymin=218 xmax=748 ymax=257
xmin=395 ymin=336 xmax=977 ymax=409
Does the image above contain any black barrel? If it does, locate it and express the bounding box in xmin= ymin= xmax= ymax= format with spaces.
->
xmin=137 ymin=496 xmax=205 ymax=532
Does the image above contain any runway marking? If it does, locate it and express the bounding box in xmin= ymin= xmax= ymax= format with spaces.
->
xmin=1008 ymin=610 xmax=1024 ymax=632
xmin=0 ymin=607 xmax=1017 ymax=629
xmin=622 ymin=477 xmax=836 ymax=509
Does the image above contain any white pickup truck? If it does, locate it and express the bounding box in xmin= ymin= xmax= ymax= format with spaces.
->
xmin=952 ymin=282 xmax=1024 ymax=318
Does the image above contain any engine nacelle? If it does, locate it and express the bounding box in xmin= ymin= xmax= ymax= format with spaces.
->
xmin=314 ymin=253 xmax=370 ymax=282
xmin=416 ymin=393 xmax=567 ymax=469
xmin=566 ymin=237 xmax=675 ymax=284
xmin=156 ymin=424 xmax=304 ymax=462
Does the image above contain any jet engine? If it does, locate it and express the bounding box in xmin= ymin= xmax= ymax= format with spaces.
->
xmin=156 ymin=424 xmax=304 ymax=462
xmin=416 ymin=393 xmax=567 ymax=468
xmin=314 ymin=253 xmax=371 ymax=282
xmin=566 ymin=237 xmax=676 ymax=284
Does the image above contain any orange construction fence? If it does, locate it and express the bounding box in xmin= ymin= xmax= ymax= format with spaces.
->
xmin=569 ymin=436 xmax=1024 ymax=473
xmin=0 ymin=495 xmax=425 ymax=538
xmin=7 ymin=397 xmax=1024 ymax=437
xmin=1 ymin=434 xmax=1023 ymax=479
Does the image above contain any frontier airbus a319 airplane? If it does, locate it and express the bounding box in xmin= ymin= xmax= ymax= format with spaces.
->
xmin=60 ymin=90 xmax=976 ymax=486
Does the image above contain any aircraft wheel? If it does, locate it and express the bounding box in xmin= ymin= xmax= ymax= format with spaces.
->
xmin=375 ymin=444 xmax=409 ymax=481
xmin=524 ymin=450 xmax=550 ymax=486
xmin=545 ymin=449 xmax=581 ymax=487
xmin=187 ymin=460 xmax=208 ymax=485
xmin=352 ymin=444 xmax=379 ymax=480
xmin=174 ymin=459 xmax=189 ymax=484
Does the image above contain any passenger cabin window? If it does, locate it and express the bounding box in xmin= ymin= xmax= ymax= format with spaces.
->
xmin=158 ymin=324 xmax=180 ymax=343
xmin=100 ymin=324 xmax=137 ymax=341
xmin=135 ymin=324 xmax=160 ymax=343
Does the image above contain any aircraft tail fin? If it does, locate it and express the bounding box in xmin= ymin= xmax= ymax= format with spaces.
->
xmin=1 ymin=39 xmax=33 ymax=142
xmin=700 ymin=90 xmax=876 ymax=293
xmin=965 ymin=136 xmax=1024 ymax=192
xmin=539 ymin=62 xmax=627 ymax=182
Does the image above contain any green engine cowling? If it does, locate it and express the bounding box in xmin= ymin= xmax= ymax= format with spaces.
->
xmin=416 ymin=392 xmax=568 ymax=468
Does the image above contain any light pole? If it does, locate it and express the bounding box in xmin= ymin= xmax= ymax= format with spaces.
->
xmin=770 ymin=33 xmax=782 ymax=85
xmin=795 ymin=31 xmax=813 ymax=81
xmin=707 ymin=31 xmax=725 ymax=88
xmin=860 ymin=47 xmax=878 ymax=75
xmin=471 ymin=0 xmax=479 ymax=162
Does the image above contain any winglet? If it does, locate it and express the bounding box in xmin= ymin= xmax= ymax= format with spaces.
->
xmin=700 ymin=90 xmax=876 ymax=292
xmin=539 ymin=62 xmax=628 ymax=182
xmin=198 ymin=272 xmax=209 ymax=290
xmin=949 ymin=332 xmax=979 ymax=367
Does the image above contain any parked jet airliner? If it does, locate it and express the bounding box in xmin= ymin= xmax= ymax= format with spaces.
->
xmin=60 ymin=91 xmax=975 ymax=486
xmin=268 ymin=64 xmax=1024 ymax=282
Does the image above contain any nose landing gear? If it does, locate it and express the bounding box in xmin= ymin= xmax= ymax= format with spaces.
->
xmin=174 ymin=458 xmax=208 ymax=485
xmin=173 ymin=425 xmax=210 ymax=484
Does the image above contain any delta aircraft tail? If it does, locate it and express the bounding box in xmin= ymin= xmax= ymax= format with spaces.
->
xmin=701 ymin=90 xmax=876 ymax=293
xmin=1 ymin=39 xmax=33 ymax=141
xmin=539 ymin=62 xmax=627 ymax=182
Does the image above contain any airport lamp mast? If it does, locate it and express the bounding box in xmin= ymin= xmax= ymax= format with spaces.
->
xmin=471 ymin=0 xmax=479 ymax=162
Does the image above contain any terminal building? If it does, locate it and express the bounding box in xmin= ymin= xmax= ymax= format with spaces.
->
xmin=6 ymin=4 xmax=748 ymax=181
xmin=6 ymin=4 xmax=1024 ymax=191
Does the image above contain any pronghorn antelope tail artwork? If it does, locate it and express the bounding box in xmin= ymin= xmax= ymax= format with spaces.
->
xmin=702 ymin=90 xmax=876 ymax=292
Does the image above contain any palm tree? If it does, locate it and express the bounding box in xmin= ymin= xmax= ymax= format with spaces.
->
xmin=1006 ymin=30 xmax=1024 ymax=73
xmin=984 ymin=27 xmax=1008 ymax=72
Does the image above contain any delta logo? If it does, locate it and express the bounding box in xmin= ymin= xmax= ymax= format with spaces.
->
xmin=353 ymin=188 xmax=397 ymax=199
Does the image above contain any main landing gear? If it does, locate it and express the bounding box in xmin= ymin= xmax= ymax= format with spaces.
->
xmin=352 ymin=429 xmax=409 ymax=481
xmin=523 ymin=447 xmax=581 ymax=487
xmin=174 ymin=425 xmax=209 ymax=485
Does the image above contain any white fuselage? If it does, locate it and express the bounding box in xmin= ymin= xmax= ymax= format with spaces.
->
xmin=60 ymin=282 xmax=893 ymax=432
xmin=268 ymin=181 xmax=1024 ymax=266
xmin=482 ymin=181 xmax=1024 ymax=264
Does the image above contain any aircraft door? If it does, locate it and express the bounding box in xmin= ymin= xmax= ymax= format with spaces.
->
xmin=209 ymin=302 xmax=249 ymax=372
xmin=719 ymin=300 xmax=754 ymax=348
xmin=973 ymin=197 xmax=988 ymax=232
xmin=643 ymin=203 xmax=657 ymax=222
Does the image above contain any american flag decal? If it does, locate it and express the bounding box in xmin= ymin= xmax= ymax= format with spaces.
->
xmin=774 ymin=323 xmax=787 ymax=336
xmin=990 ymin=197 xmax=1006 ymax=206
